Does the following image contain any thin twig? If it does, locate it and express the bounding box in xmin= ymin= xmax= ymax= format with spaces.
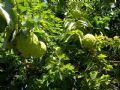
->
xmin=109 ymin=61 xmax=120 ymax=63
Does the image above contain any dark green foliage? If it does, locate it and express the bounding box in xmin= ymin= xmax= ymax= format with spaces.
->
xmin=0 ymin=15 xmax=7 ymax=33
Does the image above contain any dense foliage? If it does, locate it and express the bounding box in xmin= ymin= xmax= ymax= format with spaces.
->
xmin=0 ymin=0 xmax=120 ymax=90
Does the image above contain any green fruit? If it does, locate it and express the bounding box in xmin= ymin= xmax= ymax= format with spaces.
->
xmin=29 ymin=41 xmax=47 ymax=58
xmin=38 ymin=41 xmax=47 ymax=56
xmin=82 ymin=34 xmax=96 ymax=49
xmin=14 ymin=31 xmax=46 ymax=58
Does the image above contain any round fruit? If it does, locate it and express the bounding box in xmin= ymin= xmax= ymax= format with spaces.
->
xmin=82 ymin=34 xmax=96 ymax=49
xmin=38 ymin=41 xmax=47 ymax=56
xmin=13 ymin=31 xmax=46 ymax=58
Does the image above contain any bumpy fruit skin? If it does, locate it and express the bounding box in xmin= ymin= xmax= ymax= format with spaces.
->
xmin=38 ymin=41 xmax=47 ymax=56
xmin=14 ymin=31 xmax=46 ymax=58
xmin=82 ymin=34 xmax=96 ymax=49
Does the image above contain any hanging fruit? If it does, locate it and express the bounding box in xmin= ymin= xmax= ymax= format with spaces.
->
xmin=82 ymin=34 xmax=96 ymax=49
xmin=13 ymin=31 xmax=47 ymax=58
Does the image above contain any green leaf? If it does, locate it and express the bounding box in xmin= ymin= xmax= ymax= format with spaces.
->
xmin=98 ymin=74 xmax=110 ymax=83
xmin=98 ymin=54 xmax=107 ymax=60
xmin=103 ymin=65 xmax=113 ymax=71
xmin=90 ymin=71 xmax=98 ymax=80
xmin=0 ymin=4 xmax=11 ymax=25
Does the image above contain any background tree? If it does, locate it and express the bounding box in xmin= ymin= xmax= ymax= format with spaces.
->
xmin=0 ymin=0 xmax=120 ymax=90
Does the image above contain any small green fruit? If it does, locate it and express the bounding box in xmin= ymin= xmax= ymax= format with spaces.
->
xmin=82 ymin=34 xmax=96 ymax=49
xmin=13 ymin=31 xmax=46 ymax=58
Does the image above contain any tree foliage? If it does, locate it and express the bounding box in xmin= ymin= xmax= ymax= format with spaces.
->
xmin=0 ymin=0 xmax=120 ymax=90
